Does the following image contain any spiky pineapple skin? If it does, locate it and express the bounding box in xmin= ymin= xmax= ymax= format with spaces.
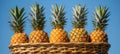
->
xmin=30 ymin=30 xmax=49 ymax=43
xmin=90 ymin=29 xmax=108 ymax=43
xmin=50 ymin=28 xmax=69 ymax=43
xmin=70 ymin=28 xmax=89 ymax=42
xmin=10 ymin=33 xmax=29 ymax=45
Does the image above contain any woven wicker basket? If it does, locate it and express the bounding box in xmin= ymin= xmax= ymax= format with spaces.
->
xmin=9 ymin=42 xmax=110 ymax=54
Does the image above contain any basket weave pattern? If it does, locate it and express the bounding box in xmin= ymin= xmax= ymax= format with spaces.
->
xmin=9 ymin=43 xmax=110 ymax=54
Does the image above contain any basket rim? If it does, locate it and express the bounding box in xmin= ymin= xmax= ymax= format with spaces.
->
xmin=9 ymin=42 xmax=110 ymax=49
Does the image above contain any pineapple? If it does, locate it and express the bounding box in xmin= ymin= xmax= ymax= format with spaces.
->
xmin=90 ymin=6 xmax=110 ymax=43
xmin=29 ymin=3 xmax=49 ymax=43
xmin=50 ymin=5 xmax=69 ymax=43
xmin=70 ymin=5 xmax=89 ymax=42
xmin=10 ymin=6 xmax=29 ymax=45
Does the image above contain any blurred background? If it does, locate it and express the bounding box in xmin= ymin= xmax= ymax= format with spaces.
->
xmin=0 ymin=0 xmax=120 ymax=54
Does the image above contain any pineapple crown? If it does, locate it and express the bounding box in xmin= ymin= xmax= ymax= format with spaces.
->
xmin=72 ymin=4 xmax=88 ymax=28
xmin=30 ymin=3 xmax=45 ymax=30
xmin=93 ymin=6 xmax=110 ymax=30
xmin=9 ymin=6 xmax=26 ymax=33
xmin=51 ymin=4 xmax=66 ymax=28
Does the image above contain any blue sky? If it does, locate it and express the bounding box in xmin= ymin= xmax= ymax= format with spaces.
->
xmin=0 ymin=0 xmax=120 ymax=54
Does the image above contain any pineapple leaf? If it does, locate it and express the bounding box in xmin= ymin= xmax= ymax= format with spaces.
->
xmin=72 ymin=4 xmax=87 ymax=28
xmin=51 ymin=4 xmax=66 ymax=28
xmin=93 ymin=6 xmax=110 ymax=30
xmin=9 ymin=6 xmax=26 ymax=33
xmin=30 ymin=3 xmax=45 ymax=30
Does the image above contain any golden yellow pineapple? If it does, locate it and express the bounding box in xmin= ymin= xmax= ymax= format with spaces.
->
xmin=10 ymin=6 xmax=29 ymax=45
xmin=50 ymin=5 xmax=69 ymax=43
xmin=90 ymin=6 xmax=110 ymax=43
xmin=11 ymin=33 xmax=29 ymax=44
xmin=29 ymin=3 xmax=49 ymax=43
xmin=70 ymin=5 xmax=89 ymax=42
